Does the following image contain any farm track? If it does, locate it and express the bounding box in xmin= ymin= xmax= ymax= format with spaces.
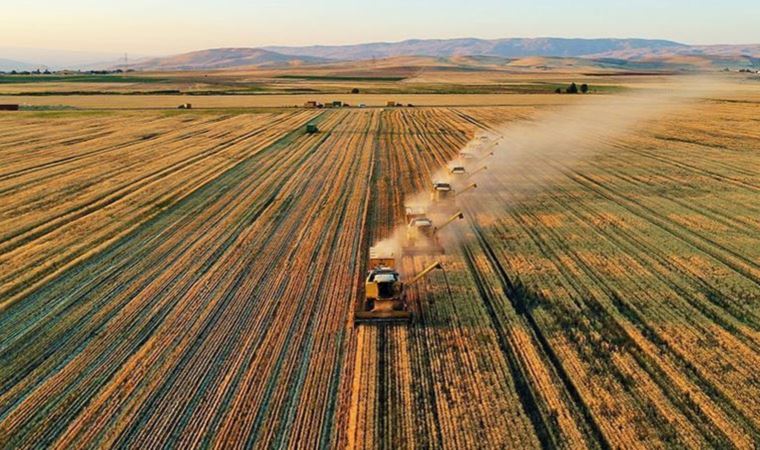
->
xmin=1 ymin=103 xmax=759 ymax=448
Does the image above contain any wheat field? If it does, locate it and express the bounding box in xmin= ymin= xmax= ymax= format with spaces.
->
xmin=1 ymin=86 xmax=758 ymax=448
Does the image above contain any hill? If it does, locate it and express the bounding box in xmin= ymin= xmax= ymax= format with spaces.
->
xmin=0 ymin=58 xmax=38 ymax=71
xmin=264 ymin=37 xmax=687 ymax=60
xmin=123 ymin=39 xmax=760 ymax=72
xmin=128 ymin=48 xmax=332 ymax=71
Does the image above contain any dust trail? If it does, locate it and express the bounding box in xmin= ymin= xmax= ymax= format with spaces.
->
xmin=458 ymin=77 xmax=716 ymax=207
xmin=376 ymin=76 xmax=722 ymax=252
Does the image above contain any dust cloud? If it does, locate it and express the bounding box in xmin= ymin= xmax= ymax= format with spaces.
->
xmin=373 ymin=76 xmax=721 ymax=256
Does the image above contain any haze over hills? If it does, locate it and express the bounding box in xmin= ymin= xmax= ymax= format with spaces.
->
xmin=0 ymin=58 xmax=37 ymax=71
xmin=0 ymin=47 xmax=156 ymax=71
xmin=134 ymin=38 xmax=760 ymax=72
xmin=128 ymin=48 xmax=332 ymax=71
xmin=263 ymin=37 xmax=689 ymax=60
xmin=2 ymin=37 xmax=759 ymax=72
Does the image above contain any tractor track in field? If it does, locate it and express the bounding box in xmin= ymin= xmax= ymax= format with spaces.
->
xmin=562 ymin=170 xmax=760 ymax=286
xmin=462 ymin=212 xmax=611 ymax=450
xmin=472 ymin=158 xmax=760 ymax=446
xmin=539 ymin=169 xmax=760 ymax=338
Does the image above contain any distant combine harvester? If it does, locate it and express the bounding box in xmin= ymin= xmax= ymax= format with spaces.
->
xmin=306 ymin=123 xmax=319 ymax=134
xmin=0 ymin=104 xmax=20 ymax=111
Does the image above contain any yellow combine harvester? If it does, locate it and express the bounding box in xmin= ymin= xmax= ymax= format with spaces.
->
xmin=430 ymin=181 xmax=477 ymax=212
xmin=449 ymin=165 xmax=467 ymax=177
xmin=355 ymin=247 xmax=443 ymax=323
xmin=404 ymin=205 xmax=427 ymax=223
xmin=403 ymin=211 xmax=464 ymax=255
xmin=458 ymin=150 xmax=476 ymax=161
xmin=448 ymin=165 xmax=487 ymax=182
xmin=431 ymin=181 xmax=455 ymax=204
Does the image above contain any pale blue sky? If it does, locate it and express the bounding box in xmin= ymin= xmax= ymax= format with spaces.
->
xmin=1 ymin=0 xmax=758 ymax=55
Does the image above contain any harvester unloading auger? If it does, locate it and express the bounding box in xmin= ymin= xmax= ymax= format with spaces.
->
xmin=355 ymin=248 xmax=447 ymax=323
xmin=473 ymin=151 xmax=494 ymax=167
xmin=467 ymin=166 xmax=488 ymax=179
xmin=456 ymin=182 xmax=478 ymax=197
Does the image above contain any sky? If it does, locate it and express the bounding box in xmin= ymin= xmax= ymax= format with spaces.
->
xmin=1 ymin=0 xmax=758 ymax=57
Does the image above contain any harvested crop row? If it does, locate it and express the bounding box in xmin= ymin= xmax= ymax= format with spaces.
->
xmin=0 ymin=111 xmax=319 ymax=311
xmin=2 ymin=102 xmax=758 ymax=449
xmin=1 ymin=110 xmax=356 ymax=448
xmin=344 ymin=107 xmax=552 ymax=448
xmin=455 ymin=102 xmax=760 ymax=447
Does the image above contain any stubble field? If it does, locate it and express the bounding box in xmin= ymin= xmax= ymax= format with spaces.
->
xmin=0 ymin=84 xmax=759 ymax=448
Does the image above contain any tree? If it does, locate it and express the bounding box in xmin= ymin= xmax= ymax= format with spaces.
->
xmin=566 ymin=82 xmax=578 ymax=94
xmin=554 ymin=87 xmax=562 ymax=94
xmin=580 ymin=83 xmax=589 ymax=94
xmin=351 ymin=87 xmax=360 ymax=94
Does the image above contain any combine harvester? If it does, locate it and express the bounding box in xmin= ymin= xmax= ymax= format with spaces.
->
xmin=356 ymin=207 xmax=464 ymax=323
xmin=449 ymin=165 xmax=467 ymax=177
xmin=448 ymin=164 xmax=488 ymax=182
xmin=403 ymin=211 xmax=464 ymax=255
xmin=430 ymin=181 xmax=477 ymax=212
xmin=355 ymin=135 xmax=491 ymax=325
xmin=355 ymin=248 xmax=444 ymax=323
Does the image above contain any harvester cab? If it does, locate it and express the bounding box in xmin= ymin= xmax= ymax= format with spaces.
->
xmin=459 ymin=151 xmax=476 ymax=161
xmin=403 ymin=211 xmax=464 ymax=255
xmin=449 ymin=166 xmax=467 ymax=178
xmin=404 ymin=205 xmax=428 ymax=223
xmin=403 ymin=217 xmax=438 ymax=255
xmin=355 ymin=246 xmax=444 ymax=324
xmin=431 ymin=181 xmax=455 ymax=204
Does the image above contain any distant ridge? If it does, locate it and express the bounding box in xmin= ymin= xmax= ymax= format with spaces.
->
xmin=127 ymin=48 xmax=332 ymax=71
xmin=120 ymin=38 xmax=760 ymax=71
xmin=0 ymin=58 xmax=38 ymax=71
xmin=263 ymin=37 xmax=688 ymax=60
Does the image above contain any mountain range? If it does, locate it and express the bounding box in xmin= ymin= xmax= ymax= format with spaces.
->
xmin=3 ymin=38 xmax=759 ymax=72
xmin=127 ymin=48 xmax=331 ymax=71
xmin=131 ymin=38 xmax=760 ymax=71
xmin=0 ymin=58 xmax=37 ymax=71
xmin=263 ymin=38 xmax=688 ymax=60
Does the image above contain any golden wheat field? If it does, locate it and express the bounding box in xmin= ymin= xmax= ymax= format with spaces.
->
xmin=1 ymin=78 xmax=759 ymax=448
